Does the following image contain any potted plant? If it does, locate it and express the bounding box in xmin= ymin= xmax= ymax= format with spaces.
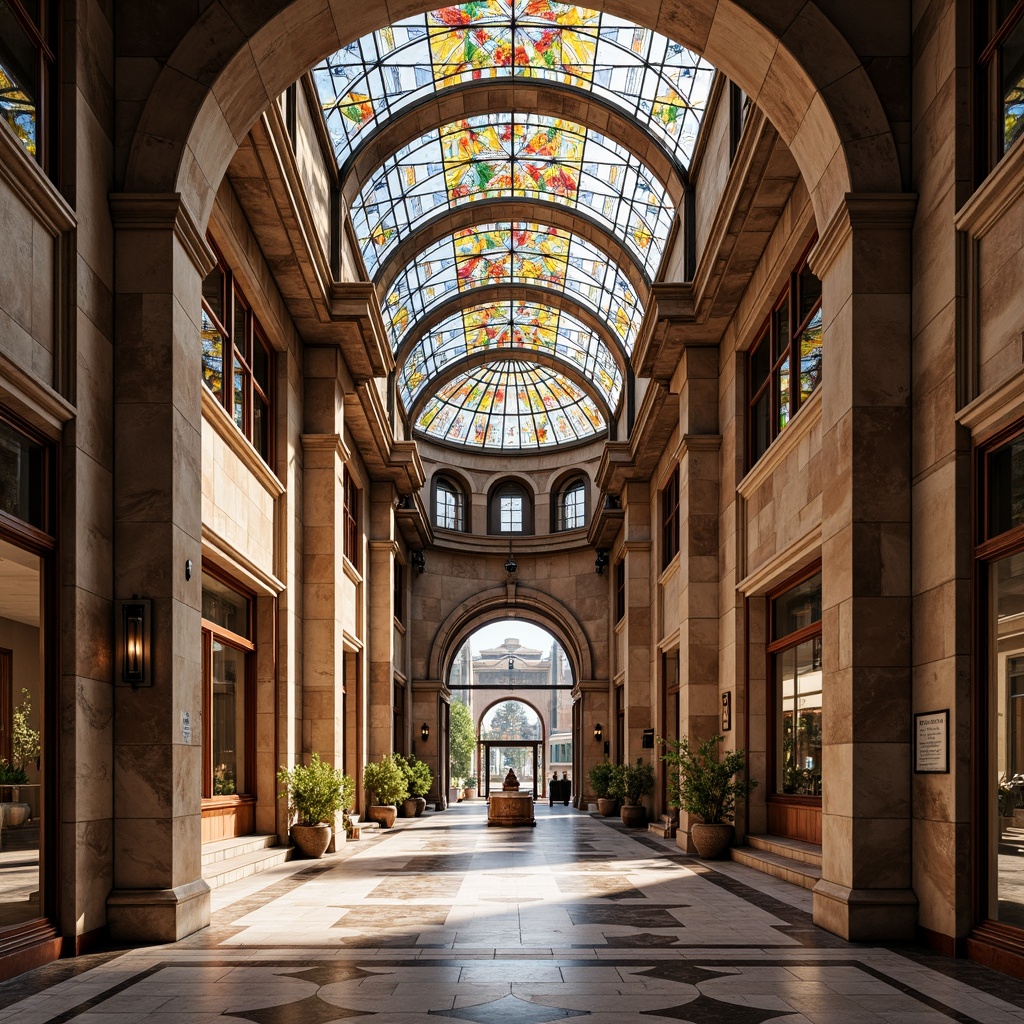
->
xmin=407 ymin=757 xmax=433 ymax=815
xmin=661 ymin=733 xmax=758 ymax=858
xmin=277 ymin=753 xmax=353 ymax=858
xmin=0 ymin=689 xmax=40 ymax=827
xmin=612 ymin=758 xmax=655 ymax=827
xmin=363 ymin=754 xmax=408 ymax=827
xmin=463 ymin=775 xmax=478 ymax=800
xmin=588 ymin=759 xmax=618 ymax=816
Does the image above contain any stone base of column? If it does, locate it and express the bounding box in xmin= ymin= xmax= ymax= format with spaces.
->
xmin=107 ymin=879 xmax=211 ymax=943
xmin=812 ymin=879 xmax=918 ymax=941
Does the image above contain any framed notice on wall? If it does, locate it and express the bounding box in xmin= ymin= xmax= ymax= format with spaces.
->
xmin=914 ymin=709 xmax=949 ymax=774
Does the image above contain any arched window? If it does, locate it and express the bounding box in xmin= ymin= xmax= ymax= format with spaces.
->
xmin=489 ymin=480 xmax=533 ymax=535
xmin=435 ymin=476 xmax=466 ymax=532
xmin=555 ymin=478 xmax=587 ymax=531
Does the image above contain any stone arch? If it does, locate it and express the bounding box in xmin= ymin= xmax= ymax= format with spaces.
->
xmin=124 ymin=0 xmax=902 ymax=233
xmin=429 ymin=585 xmax=595 ymax=684
xmin=476 ymin=696 xmax=547 ymax=742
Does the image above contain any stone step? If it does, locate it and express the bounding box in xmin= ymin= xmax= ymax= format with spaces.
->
xmin=202 ymin=833 xmax=281 ymax=867
xmin=201 ymin=832 xmax=293 ymax=890
xmin=729 ymin=843 xmax=822 ymax=891
xmin=745 ymin=834 xmax=823 ymax=867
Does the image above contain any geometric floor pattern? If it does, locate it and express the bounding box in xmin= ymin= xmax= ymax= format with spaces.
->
xmin=2 ymin=801 xmax=1024 ymax=1023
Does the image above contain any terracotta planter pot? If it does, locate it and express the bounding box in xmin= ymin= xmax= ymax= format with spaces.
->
xmin=463 ymin=787 xmax=477 ymax=800
xmin=401 ymin=798 xmax=418 ymax=818
xmin=690 ymin=822 xmax=735 ymax=859
xmin=290 ymin=823 xmax=331 ymax=859
xmin=414 ymin=796 xmax=427 ymax=816
xmin=597 ymin=797 xmax=618 ymax=816
xmin=367 ymin=804 xmax=398 ymax=828
xmin=620 ymin=803 xmax=647 ymax=827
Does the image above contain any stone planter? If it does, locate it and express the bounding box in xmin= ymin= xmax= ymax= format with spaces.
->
xmin=290 ymin=823 xmax=331 ymax=859
xmin=690 ymin=822 xmax=735 ymax=859
xmin=620 ymin=803 xmax=647 ymax=828
xmin=414 ymin=796 xmax=427 ymax=816
xmin=401 ymin=798 xmax=418 ymax=818
xmin=463 ymin=787 xmax=477 ymax=800
xmin=596 ymin=797 xmax=617 ymax=817
xmin=367 ymin=804 xmax=398 ymax=828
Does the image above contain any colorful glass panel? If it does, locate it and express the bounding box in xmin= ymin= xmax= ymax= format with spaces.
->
xmin=352 ymin=113 xmax=672 ymax=277
xmin=399 ymin=300 xmax=621 ymax=411
xmin=382 ymin=221 xmax=642 ymax=351
xmin=313 ymin=3 xmax=713 ymax=169
xmin=417 ymin=360 xmax=606 ymax=448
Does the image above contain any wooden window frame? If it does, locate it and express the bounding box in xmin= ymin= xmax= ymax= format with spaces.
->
xmin=974 ymin=0 xmax=1024 ymax=184
xmin=554 ymin=476 xmax=587 ymax=532
xmin=200 ymin=245 xmax=276 ymax=467
xmin=488 ymin=480 xmax=533 ymax=535
xmin=615 ymin=558 xmax=626 ymax=623
xmin=661 ymin=465 xmax=680 ymax=569
xmin=393 ymin=559 xmax=404 ymax=625
xmin=434 ymin=475 xmax=466 ymax=532
xmin=343 ymin=469 xmax=359 ymax=567
xmin=746 ymin=241 xmax=822 ymax=468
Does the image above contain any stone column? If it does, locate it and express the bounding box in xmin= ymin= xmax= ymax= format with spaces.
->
xmin=674 ymin=345 xmax=724 ymax=851
xmin=367 ymin=483 xmax=398 ymax=760
xmin=301 ymin=347 xmax=350 ymax=847
xmin=620 ymin=482 xmax=652 ymax=772
xmin=810 ymin=194 xmax=918 ymax=941
xmin=106 ymin=195 xmax=212 ymax=942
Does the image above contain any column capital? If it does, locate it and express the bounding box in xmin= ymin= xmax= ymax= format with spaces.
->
xmin=109 ymin=192 xmax=216 ymax=277
xmin=809 ymin=192 xmax=918 ymax=279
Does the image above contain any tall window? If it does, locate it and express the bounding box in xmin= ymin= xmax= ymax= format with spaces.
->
xmin=489 ymin=481 xmax=532 ymax=534
xmin=770 ymin=570 xmax=823 ymax=803
xmin=435 ymin=476 xmax=466 ymax=531
xmin=556 ymin=478 xmax=586 ymax=531
xmin=344 ymin=469 xmax=359 ymax=566
xmin=201 ymin=253 xmax=275 ymax=465
xmin=976 ymin=1 xmax=1024 ymax=180
xmin=616 ymin=558 xmax=626 ymax=622
xmin=393 ymin=560 xmax=404 ymax=625
xmin=661 ymin=466 xmax=680 ymax=569
xmin=747 ymin=245 xmax=822 ymax=466
xmin=201 ymin=573 xmax=254 ymax=806
xmin=0 ymin=1 xmax=56 ymax=172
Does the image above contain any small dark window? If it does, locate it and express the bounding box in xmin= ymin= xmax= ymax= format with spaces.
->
xmin=747 ymin=243 xmax=822 ymax=466
xmin=615 ymin=559 xmax=626 ymax=622
xmin=662 ymin=466 xmax=680 ymax=569
xmin=0 ymin=415 xmax=45 ymax=530
xmin=489 ymin=481 xmax=532 ymax=535
xmin=201 ymin=248 xmax=275 ymax=465
xmin=393 ymin=560 xmax=404 ymax=625
xmin=435 ymin=477 xmax=466 ymax=531
xmin=986 ymin=426 xmax=1024 ymax=540
xmin=729 ymin=82 xmax=750 ymax=158
xmin=344 ymin=470 xmax=359 ymax=567
xmin=556 ymin=478 xmax=586 ymax=531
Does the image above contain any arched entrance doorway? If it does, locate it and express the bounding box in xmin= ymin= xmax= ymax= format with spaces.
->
xmin=480 ymin=699 xmax=543 ymax=799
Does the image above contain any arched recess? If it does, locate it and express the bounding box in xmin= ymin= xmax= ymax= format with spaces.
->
xmin=123 ymin=0 xmax=903 ymax=232
xmin=476 ymin=696 xmax=547 ymax=741
xmin=428 ymin=585 xmax=595 ymax=686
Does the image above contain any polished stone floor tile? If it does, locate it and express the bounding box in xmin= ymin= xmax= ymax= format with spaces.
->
xmin=2 ymin=802 xmax=1024 ymax=1022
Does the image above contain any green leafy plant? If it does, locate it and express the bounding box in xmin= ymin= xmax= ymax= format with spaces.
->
xmin=463 ymin=775 xmax=477 ymax=789
xmin=588 ymin=759 xmax=616 ymax=799
xmin=394 ymin=753 xmax=433 ymax=798
xmin=277 ymin=753 xmax=353 ymax=826
xmin=660 ymin=734 xmax=758 ymax=824
xmin=610 ymin=758 xmax=655 ymax=805
xmin=450 ymin=698 xmax=475 ymax=782
xmin=363 ymin=754 xmax=409 ymax=805
xmin=0 ymin=759 xmax=28 ymax=785
xmin=11 ymin=689 xmax=40 ymax=770
xmin=213 ymin=763 xmax=236 ymax=796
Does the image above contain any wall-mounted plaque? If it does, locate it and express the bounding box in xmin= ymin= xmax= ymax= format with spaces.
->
xmin=914 ymin=709 xmax=949 ymax=774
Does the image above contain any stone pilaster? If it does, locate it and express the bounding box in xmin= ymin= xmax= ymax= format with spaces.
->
xmin=367 ymin=482 xmax=399 ymax=760
xmin=810 ymin=194 xmax=918 ymax=941
xmin=107 ymin=194 xmax=213 ymax=942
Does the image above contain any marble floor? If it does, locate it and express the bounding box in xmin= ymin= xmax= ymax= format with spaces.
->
xmin=3 ymin=801 xmax=1024 ymax=1023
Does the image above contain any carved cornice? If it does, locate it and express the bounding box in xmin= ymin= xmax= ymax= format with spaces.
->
xmin=595 ymin=380 xmax=676 ymax=495
xmin=201 ymin=524 xmax=285 ymax=597
xmin=809 ymin=192 xmax=918 ymax=279
xmin=300 ymin=432 xmax=352 ymax=463
xmin=396 ymin=493 xmax=433 ymax=549
xmin=633 ymin=284 xmax=697 ymax=381
xmin=203 ymin=387 xmax=285 ymax=498
xmin=586 ymin=504 xmax=624 ymax=549
xmin=329 ymin=281 xmax=395 ymax=379
xmin=343 ymin=383 xmax=426 ymax=492
xmin=109 ymin=192 xmax=216 ymax=276
xmin=0 ymin=124 xmax=76 ymax=235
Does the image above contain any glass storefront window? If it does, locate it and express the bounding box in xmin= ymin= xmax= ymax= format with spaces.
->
xmin=211 ymin=641 xmax=246 ymax=796
xmin=0 ymin=418 xmax=44 ymax=529
xmin=776 ymin=637 xmax=823 ymax=796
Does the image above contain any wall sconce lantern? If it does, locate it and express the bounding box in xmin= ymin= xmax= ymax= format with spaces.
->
xmin=412 ymin=549 xmax=426 ymax=574
xmin=115 ymin=597 xmax=152 ymax=688
xmin=593 ymin=722 xmax=603 ymax=742
xmin=595 ymin=549 xmax=609 ymax=575
xmin=421 ymin=722 xmax=430 ymax=742
xmin=504 ymin=539 xmax=518 ymax=576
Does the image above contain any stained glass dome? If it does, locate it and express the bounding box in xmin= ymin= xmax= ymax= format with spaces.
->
xmin=417 ymin=361 xmax=606 ymax=449
xmin=351 ymin=113 xmax=674 ymax=278
xmin=313 ymin=2 xmax=714 ymax=170
xmin=382 ymin=222 xmax=643 ymax=352
xmin=399 ymin=300 xmax=623 ymax=410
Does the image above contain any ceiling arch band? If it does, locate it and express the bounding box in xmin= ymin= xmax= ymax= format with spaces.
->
xmin=313 ymin=1 xmax=714 ymax=172
xmin=350 ymin=112 xmax=676 ymax=278
xmin=381 ymin=221 xmax=644 ymax=353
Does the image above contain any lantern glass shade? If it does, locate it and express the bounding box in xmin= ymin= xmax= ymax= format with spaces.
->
xmin=116 ymin=598 xmax=152 ymax=686
xmin=593 ymin=722 xmax=603 ymax=741
xmin=421 ymin=722 xmax=430 ymax=742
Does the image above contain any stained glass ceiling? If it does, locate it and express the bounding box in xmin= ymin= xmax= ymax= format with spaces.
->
xmin=313 ymin=1 xmax=714 ymax=170
xmin=309 ymin=2 xmax=712 ymax=451
xmin=382 ymin=222 xmax=643 ymax=353
xmin=352 ymin=113 xmax=674 ymax=278
xmin=399 ymin=300 xmax=623 ymax=411
xmin=418 ymin=361 xmax=606 ymax=449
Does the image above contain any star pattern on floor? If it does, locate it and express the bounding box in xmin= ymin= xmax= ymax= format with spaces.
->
xmin=226 ymin=992 xmax=371 ymax=1023
xmin=641 ymin=995 xmax=798 ymax=1024
xmin=430 ymin=994 xmax=589 ymax=1023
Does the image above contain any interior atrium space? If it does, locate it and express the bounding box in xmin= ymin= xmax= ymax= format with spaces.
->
xmin=8 ymin=0 xmax=1024 ymax=1017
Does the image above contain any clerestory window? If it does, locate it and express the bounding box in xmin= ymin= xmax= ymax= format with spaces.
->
xmin=489 ymin=481 xmax=532 ymax=535
xmin=555 ymin=478 xmax=587 ymax=532
xmin=435 ymin=476 xmax=466 ymax=532
xmin=975 ymin=0 xmax=1024 ymax=181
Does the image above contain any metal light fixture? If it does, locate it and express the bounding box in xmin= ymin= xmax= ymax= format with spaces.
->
xmin=115 ymin=597 xmax=152 ymax=688
xmin=421 ymin=722 xmax=430 ymax=742
xmin=504 ymin=539 xmax=518 ymax=576
xmin=595 ymin=549 xmax=609 ymax=575
xmin=412 ymin=549 xmax=426 ymax=574
xmin=594 ymin=722 xmax=603 ymax=742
